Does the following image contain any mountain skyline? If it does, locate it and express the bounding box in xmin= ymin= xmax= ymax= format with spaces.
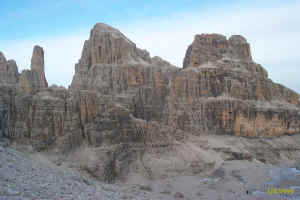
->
xmin=1 ymin=0 xmax=299 ymax=94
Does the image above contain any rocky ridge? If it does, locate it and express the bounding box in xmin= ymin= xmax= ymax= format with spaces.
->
xmin=0 ymin=23 xmax=300 ymax=183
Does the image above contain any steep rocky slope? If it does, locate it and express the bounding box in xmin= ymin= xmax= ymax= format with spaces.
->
xmin=0 ymin=23 xmax=300 ymax=183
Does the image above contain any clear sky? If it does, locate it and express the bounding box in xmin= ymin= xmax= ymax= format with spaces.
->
xmin=0 ymin=0 xmax=300 ymax=93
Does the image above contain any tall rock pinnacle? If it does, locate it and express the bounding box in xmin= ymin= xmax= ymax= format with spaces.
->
xmin=183 ymin=34 xmax=252 ymax=68
xmin=71 ymin=23 xmax=154 ymax=90
xmin=31 ymin=46 xmax=44 ymax=70
xmin=31 ymin=45 xmax=48 ymax=88
xmin=19 ymin=46 xmax=48 ymax=93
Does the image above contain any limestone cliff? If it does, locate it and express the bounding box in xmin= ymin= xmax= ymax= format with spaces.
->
xmin=1 ymin=23 xmax=300 ymax=182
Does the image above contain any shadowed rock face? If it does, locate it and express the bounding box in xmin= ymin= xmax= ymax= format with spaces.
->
xmin=1 ymin=23 xmax=300 ymax=182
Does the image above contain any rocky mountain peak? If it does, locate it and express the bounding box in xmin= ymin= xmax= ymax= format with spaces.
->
xmin=183 ymin=33 xmax=252 ymax=68
xmin=19 ymin=46 xmax=48 ymax=93
xmin=31 ymin=45 xmax=45 ymax=72
xmin=78 ymin=23 xmax=151 ymax=68
xmin=92 ymin=23 xmax=133 ymax=43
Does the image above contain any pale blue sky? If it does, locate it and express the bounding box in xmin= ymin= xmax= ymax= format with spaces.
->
xmin=0 ymin=0 xmax=299 ymax=93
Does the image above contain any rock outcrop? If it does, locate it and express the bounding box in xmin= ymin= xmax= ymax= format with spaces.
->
xmin=0 ymin=23 xmax=300 ymax=182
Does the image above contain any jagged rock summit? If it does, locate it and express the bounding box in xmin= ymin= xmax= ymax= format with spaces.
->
xmin=1 ymin=23 xmax=300 ymax=183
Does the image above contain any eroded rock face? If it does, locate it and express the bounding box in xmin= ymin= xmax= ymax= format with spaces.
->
xmin=1 ymin=23 xmax=300 ymax=182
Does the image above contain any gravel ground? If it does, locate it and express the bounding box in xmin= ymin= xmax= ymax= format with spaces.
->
xmin=0 ymin=141 xmax=183 ymax=200
xmin=1 ymin=139 xmax=300 ymax=200
xmin=0 ymin=142 xmax=121 ymax=200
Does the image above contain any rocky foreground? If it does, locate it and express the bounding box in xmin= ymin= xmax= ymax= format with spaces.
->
xmin=2 ymin=134 xmax=300 ymax=200
xmin=1 ymin=23 xmax=300 ymax=199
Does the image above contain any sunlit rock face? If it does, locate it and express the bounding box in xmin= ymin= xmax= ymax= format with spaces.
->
xmin=0 ymin=23 xmax=300 ymax=182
